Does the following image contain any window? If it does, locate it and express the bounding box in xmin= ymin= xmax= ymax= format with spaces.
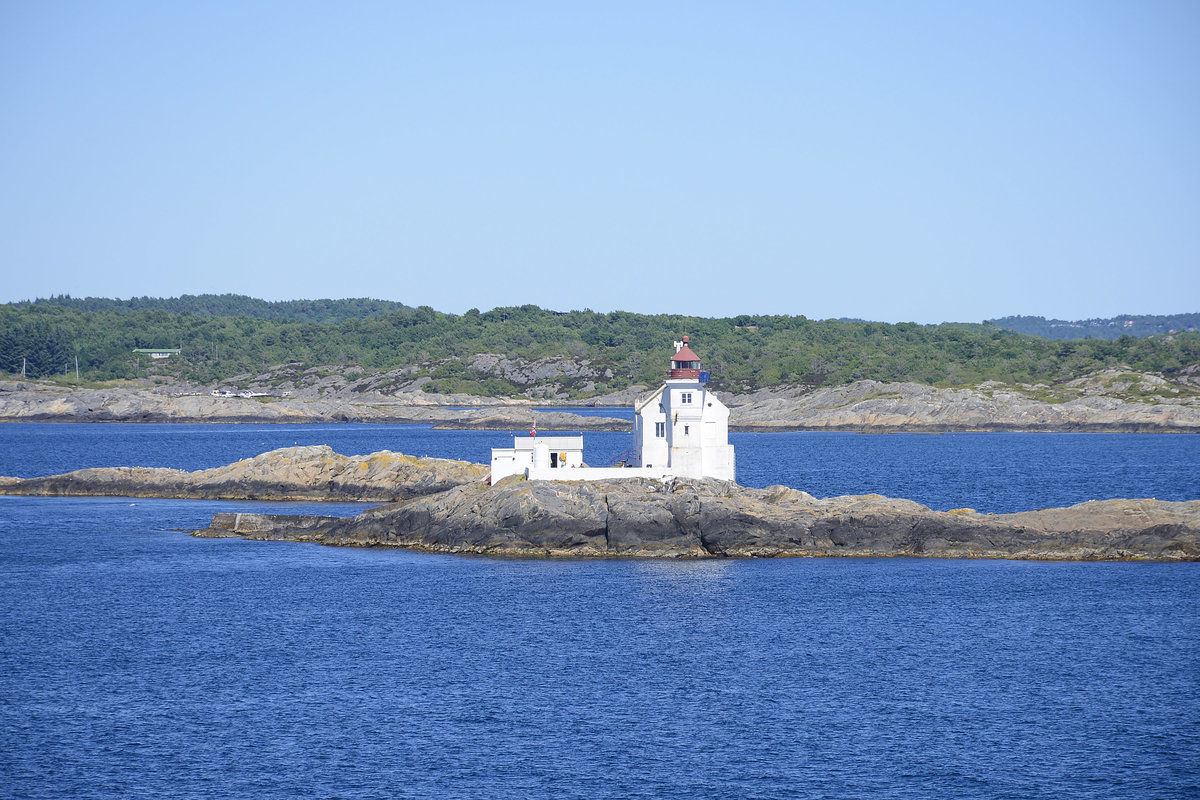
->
xmin=655 ymin=422 xmax=665 ymax=437
xmin=681 ymin=392 xmax=692 ymax=404
xmin=684 ymin=425 xmax=690 ymax=435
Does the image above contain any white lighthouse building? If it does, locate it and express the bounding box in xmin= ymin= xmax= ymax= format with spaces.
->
xmin=490 ymin=336 xmax=735 ymax=483
xmin=630 ymin=336 xmax=735 ymax=481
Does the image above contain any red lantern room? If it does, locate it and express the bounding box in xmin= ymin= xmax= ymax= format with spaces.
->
xmin=667 ymin=336 xmax=702 ymax=380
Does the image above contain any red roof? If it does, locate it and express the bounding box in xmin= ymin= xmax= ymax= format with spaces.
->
xmin=672 ymin=345 xmax=700 ymax=363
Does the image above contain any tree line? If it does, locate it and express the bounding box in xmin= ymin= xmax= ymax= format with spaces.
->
xmin=988 ymin=313 xmax=1200 ymax=340
xmin=2 ymin=299 xmax=1198 ymax=395
xmin=23 ymin=294 xmax=412 ymax=323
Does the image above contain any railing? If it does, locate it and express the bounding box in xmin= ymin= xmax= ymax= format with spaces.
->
xmin=665 ymin=369 xmax=709 ymax=383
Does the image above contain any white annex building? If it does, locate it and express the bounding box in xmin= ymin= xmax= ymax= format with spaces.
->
xmin=490 ymin=336 xmax=735 ymax=483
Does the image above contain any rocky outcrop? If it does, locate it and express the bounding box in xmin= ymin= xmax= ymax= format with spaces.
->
xmin=219 ymin=356 xmax=621 ymax=403
xmin=465 ymin=354 xmax=615 ymax=392
xmin=4 ymin=368 xmax=1199 ymax=431
xmin=5 ymin=444 xmax=1195 ymax=560
xmin=729 ymin=377 xmax=1200 ymax=432
xmin=0 ymin=445 xmax=488 ymax=501
xmin=0 ymin=382 xmax=625 ymax=429
xmin=430 ymin=409 xmax=627 ymax=431
xmin=198 ymin=478 xmax=1200 ymax=561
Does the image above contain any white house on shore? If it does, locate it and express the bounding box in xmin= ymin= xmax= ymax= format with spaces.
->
xmin=489 ymin=434 xmax=585 ymax=478
xmin=490 ymin=336 xmax=735 ymax=483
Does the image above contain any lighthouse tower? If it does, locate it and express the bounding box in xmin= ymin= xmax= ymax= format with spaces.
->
xmin=632 ymin=336 xmax=736 ymax=481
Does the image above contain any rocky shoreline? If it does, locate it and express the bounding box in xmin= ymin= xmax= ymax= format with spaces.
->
xmin=2 ymin=369 xmax=1198 ymax=432
xmin=729 ymin=378 xmax=1200 ymax=432
xmin=0 ymin=382 xmax=628 ymax=430
xmin=0 ymin=445 xmax=487 ymax=501
xmin=3 ymin=446 xmax=1196 ymax=561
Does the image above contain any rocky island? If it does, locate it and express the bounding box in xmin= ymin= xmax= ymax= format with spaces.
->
xmin=0 ymin=445 xmax=488 ymax=501
xmin=3 ymin=446 xmax=1196 ymax=561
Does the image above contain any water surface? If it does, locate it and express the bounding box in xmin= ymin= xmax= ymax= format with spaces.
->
xmin=1 ymin=423 xmax=1196 ymax=512
xmin=1 ymin=495 xmax=1197 ymax=799
xmin=1 ymin=424 xmax=1197 ymax=798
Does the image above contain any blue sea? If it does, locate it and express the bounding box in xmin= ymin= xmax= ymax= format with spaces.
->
xmin=1 ymin=423 xmax=1198 ymax=799
xmin=2 ymin=422 xmax=1198 ymax=512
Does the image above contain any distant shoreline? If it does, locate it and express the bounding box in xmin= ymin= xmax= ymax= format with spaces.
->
xmin=3 ymin=414 xmax=1197 ymax=434
xmin=2 ymin=376 xmax=1198 ymax=433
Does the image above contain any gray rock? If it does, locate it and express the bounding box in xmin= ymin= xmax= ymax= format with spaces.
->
xmin=729 ymin=377 xmax=1200 ymax=432
xmin=0 ymin=382 xmax=626 ymax=430
xmin=200 ymin=472 xmax=1200 ymax=561
xmin=0 ymin=445 xmax=489 ymax=501
xmin=6 ymin=442 xmax=1195 ymax=560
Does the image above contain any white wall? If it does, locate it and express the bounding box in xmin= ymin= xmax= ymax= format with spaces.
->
xmin=633 ymin=386 xmax=669 ymax=469
xmin=526 ymin=466 xmax=674 ymax=482
xmin=697 ymin=390 xmax=734 ymax=481
xmin=663 ymin=379 xmax=706 ymax=479
xmin=491 ymin=435 xmax=585 ymax=482
xmin=489 ymin=448 xmax=530 ymax=482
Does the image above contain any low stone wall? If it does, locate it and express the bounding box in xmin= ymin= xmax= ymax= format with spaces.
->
xmin=525 ymin=466 xmax=673 ymax=482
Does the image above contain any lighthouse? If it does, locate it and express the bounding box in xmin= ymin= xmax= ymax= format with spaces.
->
xmin=490 ymin=335 xmax=735 ymax=483
xmin=632 ymin=336 xmax=736 ymax=481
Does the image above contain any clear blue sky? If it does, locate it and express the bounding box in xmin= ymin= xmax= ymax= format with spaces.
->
xmin=2 ymin=1 xmax=1197 ymax=323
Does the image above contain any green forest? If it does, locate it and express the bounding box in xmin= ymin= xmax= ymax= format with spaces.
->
xmin=24 ymin=294 xmax=411 ymax=323
xmin=3 ymin=297 xmax=1198 ymax=396
xmin=989 ymin=313 xmax=1200 ymax=340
